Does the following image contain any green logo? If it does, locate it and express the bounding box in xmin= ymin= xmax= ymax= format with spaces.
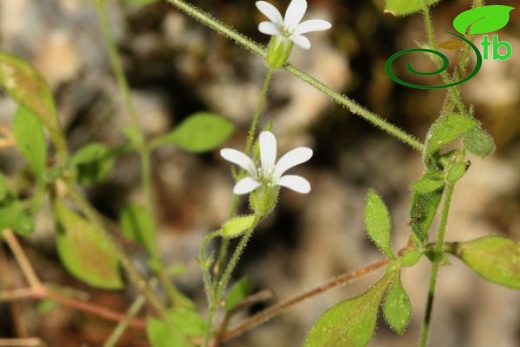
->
xmin=386 ymin=5 xmax=514 ymax=89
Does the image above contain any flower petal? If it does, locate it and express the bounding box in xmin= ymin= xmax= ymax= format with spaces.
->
xmin=220 ymin=149 xmax=256 ymax=176
xmin=284 ymin=0 xmax=307 ymax=29
xmin=295 ymin=19 xmax=332 ymax=35
xmin=273 ymin=147 xmax=313 ymax=179
xmin=291 ymin=35 xmax=311 ymax=49
xmin=258 ymin=21 xmax=281 ymax=36
xmin=259 ymin=131 xmax=277 ymax=178
xmin=256 ymin=1 xmax=283 ymax=25
xmin=233 ymin=177 xmax=262 ymax=195
xmin=277 ymin=175 xmax=311 ymax=194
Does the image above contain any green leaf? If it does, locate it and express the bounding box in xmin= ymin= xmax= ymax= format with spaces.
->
xmin=0 ymin=175 xmax=8 ymax=202
xmin=424 ymin=114 xmax=478 ymax=161
xmin=383 ymin=272 xmax=412 ymax=334
xmin=119 ymin=203 xmax=157 ymax=257
xmin=54 ymin=200 xmax=123 ymax=290
xmin=220 ymin=215 xmax=256 ymax=238
xmin=13 ymin=106 xmax=47 ymax=179
xmin=409 ymin=188 xmax=443 ymax=245
xmin=0 ymin=51 xmax=66 ymax=157
xmin=384 ymin=0 xmax=440 ymax=16
xmin=453 ymin=236 xmax=520 ymax=290
xmin=400 ymin=249 xmax=423 ymax=267
xmin=0 ymin=203 xmax=34 ymax=237
xmin=464 ymin=127 xmax=496 ymax=158
xmin=446 ymin=162 xmax=467 ymax=184
xmin=147 ymin=308 xmax=205 ymax=347
xmin=71 ymin=143 xmax=116 ymax=185
xmin=304 ymin=274 xmax=394 ymax=347
xmin=411 ymin=174 xmax=444 ymax=194
xmin=161 ymin=112 xmax=234 ymax=153
xmin=225 ymin=277 xmax=253 ymax=311
xmin=453 ymin=5 xmax=514 ymax=35
xmin=364 ymin=189 xmax=395 ymax=259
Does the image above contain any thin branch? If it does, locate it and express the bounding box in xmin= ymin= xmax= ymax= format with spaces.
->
xmin=0 ymin=338 xmax=47 ymax=347
xmin=218 ymin=258 xmax=391 ymax=343
xmin=2 ymin=229 xmax=42 ymax=289
xmin=0 ymin=286 xmax=146 ymax=329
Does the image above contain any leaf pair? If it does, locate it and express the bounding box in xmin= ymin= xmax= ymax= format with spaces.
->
xmin=305 ymin=270 xmax=412 ymax=347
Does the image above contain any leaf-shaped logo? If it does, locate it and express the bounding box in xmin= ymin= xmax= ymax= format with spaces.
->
xmin=438 ymin=40 xmax=465 ymax=50
xmin=453 ymin=5 xmax=514 ymax=35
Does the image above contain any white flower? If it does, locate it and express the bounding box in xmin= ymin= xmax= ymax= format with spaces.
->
xmin=256 ymin=0 xmax=331 ymax=49
xmin=221 ymin=131 xmax=313 ymax=195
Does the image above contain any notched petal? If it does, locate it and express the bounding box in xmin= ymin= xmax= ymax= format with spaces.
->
xmin=259 ymin=22 xmax=281 ymax=36
xmin=277 ymin=175 xmax=311 ymax=194
xmin=256 ymin=1 xmax=284 ymax=25
xmin=259 ymin=131 xmax=277 ymax=177
xmin=234 ymin=177 xmax=262 ymax=195
xmin=291 ymin=35 xmax=311 ymax=49
xmin=220 ymin=149 xmax=257 ymax=175
xmin=284 ymin=0 xmax=308 ymax=29
xmin=274 ymin=147 xmax=313 ymax=178
xmin=295 ymin=19 xmax=332 ymax=35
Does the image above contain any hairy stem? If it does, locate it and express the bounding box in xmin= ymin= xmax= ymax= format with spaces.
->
xmin=419 ymin=182 xmax=455 ymax=347
xmin=165 ymin=0 xmax=423 ymax=152
xmin=421 ymin=2 xmax=466 ymax=115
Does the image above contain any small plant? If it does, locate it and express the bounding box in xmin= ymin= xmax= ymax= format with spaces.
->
xmin=0 ymin=0 xmax=518 ymax=346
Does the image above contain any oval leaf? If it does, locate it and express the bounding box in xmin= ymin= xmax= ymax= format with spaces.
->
xmin=54 ymin=200 xmax=123 ymax=289
xmin=162 ymin=112 xmax=234 ymax=153
xmin=364 ymin=189 xmax=395 ymax=259
xmin=463 ymin=127 xmax=495 ymax=158
xmin=384 ymin=0 xmax=440 ymax=16
xmin=411 ymin=175 xmax=444 ymax=194
xmin=304 ymin=274 xmax=394 ymax=347
xmin=438 ymin=40 xmax=465 ymax=50
xmin=383 ymin=272 xmax=412 ymax=334
xmin=453 ymin=5 xmax=514 ymax=35
xmin=409 ymin=188 xmax=443 ymax=245
xmin=13 ymin=105 xmax=47 ymax=179
xmin=454 ymin=236 xmax=520 ymax=289
xmin=120 ymin=203 xmax=157 ymax=257
xmin=0 ymin=51 xmax=66 ymax=156
xmin=446 ymin=162 xmax=467 ymax=184
xmin=221 ymin=215 xmax=256 ymax=238
xmin=424 ymin=114 xmax=478 ymax=161
xmin=225 ymin=277 xmax=253 ymax=311
xmin=147 ymin=308 xmax=205 ymax=347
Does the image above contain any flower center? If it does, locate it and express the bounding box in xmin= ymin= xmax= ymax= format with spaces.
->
xmin=280 ymin=25 xmax=294 ymax=38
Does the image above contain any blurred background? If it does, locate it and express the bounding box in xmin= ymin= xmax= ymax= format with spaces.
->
xmin=0 ymin=0 xmax=519 ymax=346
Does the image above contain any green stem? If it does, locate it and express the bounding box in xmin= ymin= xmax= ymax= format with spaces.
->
xmin=165 ymin=0 xmax=423 ymax=152
xmin=203 ymin=215 xmax=262 ymax=347
xmin=245 ymin=69 xmax=274 ymax=154
xmin=95 ymin=1 xmax=139 ymax=125
xmin=95 ymin=0 xmax=184 ymax=306
xmin=285 ymin=65 xmax=423 ymax=150
xmin=103 ymin=279 xmax=158 ymax=347
xmin=214 ymin=68 xmax=273 ymax=287
xmin=419 ymin=182 xmax=455 ymax=347
xmin=421 ymin=3 xmax=466 ymax=115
